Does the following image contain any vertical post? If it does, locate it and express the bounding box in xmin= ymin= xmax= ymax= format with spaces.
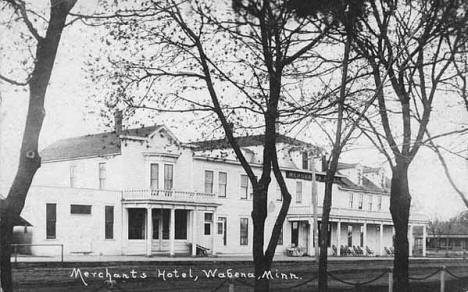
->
xmin=191 ymin=209 xmax=197 ymax=256
xmin=363 ymin=222 xmax=367 ymax=255
xmin=61 ymin=244 xmax=64 ymax=264
xmin=307 ymin=219 xmax=314 ymax=256
xmin=337 ymin=221 xmax=341 ymax=256
xmin=14 ymin=244 xmax=17 ymax=264
xmin=388 ymin=267 xmax=393 ymax=292
xmin=380 ymin=224 xmax=384 ymax=256
xmin=212 ymin=210 xmax=217 ymax=256
xmin=422 ymin=224 xmax=427 ymax=257
xmin=409 ymin=225 xmax=414 ymax=257
xmin=310 ymin=156 xmax=319 ymax=261
xmin=169 ymin=207 xmax=175 ymax=256
xmin=440 ymin=265 xmax=446 ymax=292
xmin=146 ymin=206 xmax=153 ymax=257
xmin=228 ymin=279 xmax=235 ymax=292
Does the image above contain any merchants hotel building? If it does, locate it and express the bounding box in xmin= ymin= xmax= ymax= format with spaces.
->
xmin=17 ymin=113 xmax=429 ymax=257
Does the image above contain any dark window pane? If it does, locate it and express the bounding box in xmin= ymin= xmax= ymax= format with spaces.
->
xmin=175 ymin=210 xmax=187 ymax=239
xmin=105 ymin=206 xmax=114 ymax=239
xmin=46 ymin=204 xmax=56 ymax=239
xmin=204 ymin=223 xmax=211 ymax=235
xmin=128 ymin=208 xmax=146 ymax=240
xmin=70 ymin=204 xmax=92 ymax=215
xmin=240 ymin=218 xmax=248 ymax=245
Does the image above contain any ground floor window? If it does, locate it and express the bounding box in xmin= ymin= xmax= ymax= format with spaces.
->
xmin=218 ymin=217 xmax=227 ymax=246
xmin=128 ymin=208 xmax=146 ymax=240
xmin=277 ymin=226 xmax=283 ymax=245
xmin=105 ymin=206 xmax=114 ymax=239
xmin=204 ymin=213 xmax=213 ymax=235
xmin=46 ymin=203 xmax=56 ymax=239
xmin=240 ymin=218 xmax=248 ymax=245
xmin=360 ymin=225 xmax=364 ymax=247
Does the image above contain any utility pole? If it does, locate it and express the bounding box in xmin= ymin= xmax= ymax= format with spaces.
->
xmin=310 ymin=155 xmax=319 ymax=261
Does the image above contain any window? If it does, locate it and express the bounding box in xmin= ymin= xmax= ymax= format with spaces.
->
xmin=347 ymin=225 xmax=353 ymax=247
xmin=302 ymin=152 xmax=308 ymax=170
xmin=348 ymin=193 xmax=354 ymax=208
xmin=360 ymin=225 xmax=364 ymax=247
xmin=277 ymin=227 xmax=283 ymax=245
xmin=240 ymin=175 xmax=248 ymax=199
xmin=377 ymin=196 xmax=382 ymax=210
xmin=46 ymin=203 xmax=56 ymax=239
xmin=70 ymin=165 xmax=77 ymax=187
xmin=276 ymin=183 xmax=282 ymax=201
xmin=105 ymin=206 xmax=114 ymax=239
xmin=150 ymin=163 xmax=159 ymax=189
xmin=128 ymin=208 xmax=146 ymax=240
xmin=204 ymin=170 xmax=214 ymax=193
xmin=164 ymin=164 xmax=173 ymax=190
xmin=358 ymin=194 xmax=364 ymax=210
xmin=240 ymin=218 xmax=248 ymax=245
xmin=175 ymin=210 xmax=188 ymax=239
xmin=204 ymin=213 xmax=213 ymax=235
xmin=368 ymin=195 xmax=373 ymax=211
xmin=70 ymin=204 xmax=92 ymax=215
xmin=218 ymin=172 xmax=227 ymax=197
xmin=98 ymin=163 xmax=106 ymax=189
xmin=296 ymin=181 xmax=303 ymax=203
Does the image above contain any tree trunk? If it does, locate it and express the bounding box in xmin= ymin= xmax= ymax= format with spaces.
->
xmin=389 ymin=163 xmax=411 ymax=292
xmin=251 ymin=185 xmax=269 ymax=291
xmin=0 ymin=1 xmax=76 ymax=291
xmin=318 ymin=176 xmax=333 ymax=292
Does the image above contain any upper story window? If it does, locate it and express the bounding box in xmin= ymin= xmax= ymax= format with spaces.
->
xmin=240 ymin=175 xmax=248 ymax=200
xmin=377 ymin=195 xmax=383 ymax=210
xmin=164 ymin=164 xmax=173 ymax=190
xmin=218 ymin=172 xmax=227 ymax=197
xmin=98 ymin=162 xmax=106 ymax=190
xmin=204 ymin=170 xmax=214 ymax=193
xmin=368 ymin=195 xmax=373 ymax=211
xmin=348 ymin=193 xmax=354 ymax=208
xmin=150 ymin=163 xmax=159 ymax=189
xmin=302 ymin=152 xmax=308 ymax=170
xmin=358 ymin=194 xmax=364 ymax=210
xmin=105 ymin=206 xmax=114 ymax=239
xmin=296 ymin=181 xmax=303 ymax=203
xmin=69 ymin=165 xmax=77 ymax=188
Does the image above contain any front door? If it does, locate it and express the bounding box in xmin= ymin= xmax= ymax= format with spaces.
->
xmin=218 ymin=217 xmax=227 ymax=246
xmin=291 ymin=221 xmax=299 ymax=247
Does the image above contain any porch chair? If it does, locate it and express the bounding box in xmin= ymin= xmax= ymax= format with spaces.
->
xmin=348 ymin=246 xmax=356 ymax=256
xmin=352 ymin=245 xmax=360 ymax=256
xmin=332 ymin=245 xmax=338 ymax=256
xmin=389 ymin=246 xmax=395 ymax=255
xmin=356 ymin=246 xmax=364 ymax=256
xmin=340 ymin=245 xmax=347 ymax=256
xmin=366 ymin=246 xmax=374 ymax=256
xmin=384 ymin=246 xmax=392 ymax=256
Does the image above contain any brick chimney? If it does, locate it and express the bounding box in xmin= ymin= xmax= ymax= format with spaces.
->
xmin=114 ymin=110 xmax=123 ymax=136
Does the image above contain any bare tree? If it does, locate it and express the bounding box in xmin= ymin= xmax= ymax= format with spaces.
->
xmin=0 ymin=1 xmax=77 ymax=291
xmin=351 ymin=1 xmax=467 ymax=291
xmin=87 ymin=0 xmax=338 ymax=290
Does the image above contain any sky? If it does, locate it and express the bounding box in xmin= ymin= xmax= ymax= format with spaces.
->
xmin=0 ymin=1 xmax=467 ymax=220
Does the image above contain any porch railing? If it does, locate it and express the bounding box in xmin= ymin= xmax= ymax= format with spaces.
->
xmin=122 ymin=189 xmax=216 ymax=203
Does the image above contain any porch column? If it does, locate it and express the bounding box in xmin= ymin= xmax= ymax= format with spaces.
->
xmin=307 ymin=219 xmax=314 ymax=256
xmin=363 ymin=222 xmax=367 ymax=254
xmin=379 ymin=223 xmax=384 ymax=256
xmin=169 ymin=207 xmax=175 ymax=256
xmin=211 ymin=210 xmax=217 ymax=256
xmin=337 ymin=221 xmax=341 ymax=256
xmin=409 ymin=224 xmax=414 ymax=257
xmin=146 ymin=207 xmax=153 ymax=257
xmin=422 ymin=224 xmax=427 ymax=257
xmin=191 ymin=209 xmax=198 ymax=256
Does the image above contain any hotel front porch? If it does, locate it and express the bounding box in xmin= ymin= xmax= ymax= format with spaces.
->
xmin=122 ymin=189 xmax=220 ymax=256
xmin=287 ymin=206 xmax=428 ymax=257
